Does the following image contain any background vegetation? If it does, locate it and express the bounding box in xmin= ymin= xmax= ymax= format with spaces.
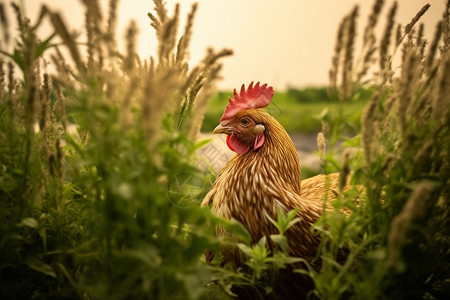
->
xmin=201 ymin=87 xmax=370 ymax=134
xmin=0 ymin=0 xmax=449 ymax=299
xmin=0 ymin=1 xmax=235 ymax=299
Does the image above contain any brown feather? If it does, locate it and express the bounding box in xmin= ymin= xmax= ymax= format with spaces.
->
xmin=202 ymin=110 xmax=348 ymax=266
xmin=202 ymin=109 xmax=359 ymax=299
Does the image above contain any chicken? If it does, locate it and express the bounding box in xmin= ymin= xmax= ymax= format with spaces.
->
xmin=202 ymin=82 xmax=344 ymax=270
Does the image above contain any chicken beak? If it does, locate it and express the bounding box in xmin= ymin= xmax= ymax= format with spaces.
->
xmin=213 ymin=123 xmax=234 ymax=135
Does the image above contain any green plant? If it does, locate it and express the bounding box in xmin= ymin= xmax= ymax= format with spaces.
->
xmin=0 ymin=0 xmax=234 ymax=299
xmin=305 ymin=0 xmax=450 ymax=299
xmin=1 ymin=0 xmax=449 ymax=299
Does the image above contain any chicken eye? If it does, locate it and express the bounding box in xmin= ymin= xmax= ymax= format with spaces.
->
xmin=240 ymin=118 xmax=250 ymax=127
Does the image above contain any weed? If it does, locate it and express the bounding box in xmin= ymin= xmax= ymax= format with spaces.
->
xmin=0 ymin=1 xmax=233 ymax=299
xmin=309 ymin=1 xmax=450 ymax=299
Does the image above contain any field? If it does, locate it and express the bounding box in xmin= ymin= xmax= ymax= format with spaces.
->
xmin=201 ymin=87 xmax=370 ymax=134
xmin=0 ymin=0 xmax=449 ymax=299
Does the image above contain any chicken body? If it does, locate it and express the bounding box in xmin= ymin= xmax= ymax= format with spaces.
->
xmin=202 ymin=109 xmax=341 ymax=267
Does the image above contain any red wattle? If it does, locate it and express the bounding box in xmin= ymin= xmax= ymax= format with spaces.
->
xmin=226 ymin=135 xmax=235 ymax=152
xmin=226 ymin=134 xmax=250 ymax=154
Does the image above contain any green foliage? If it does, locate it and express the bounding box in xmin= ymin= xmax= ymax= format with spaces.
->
xmin=286 ymin=86 xmax=373 ymax=104
xmin=0 ymin=1 xmax=234 ymax=299
xmin=303 ymin=1 xmax=450 ymax=299
xmin=287 ymin=86 xmax=330 ymax=103
xmin=1 ymin=0 xmax=449 ymax=299
xmin=202 ymin=89 xmax=368 ymax=134
xmin=208 ymin=209 xmax=304 ymax=299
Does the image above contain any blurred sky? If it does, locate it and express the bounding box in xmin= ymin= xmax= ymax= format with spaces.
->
xmin=20 ymin=0 xmax=446 ymax=90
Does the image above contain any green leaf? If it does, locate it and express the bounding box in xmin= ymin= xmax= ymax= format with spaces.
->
xmin=267 ymin=207 xmax=299 ymax=235
xmin=237 ymin=243 xmax=253 ymax=257
xmin=256 ymin=235 xmax=267 ymax=248
xmin=35 ymin=33 xmax=56 ymax=58
xmin=12 ymin=48 xmax=26 ymax=72
xmin=118 ymin=246 xmax=162 ymax=268
xmin=270 ymin=234 xmax=289 ymax=253
xmin=19 ymin=218 xmax=39 ymax=228
xmin=342 ymin=134 xmax=361 ymax=148
xmin=193 ymin=138 xmax=211 ymax=150
xmin=25 ymin=257 xmax=56 ymax=278
xmin=318 ymin=107 xmax=329 ymax=119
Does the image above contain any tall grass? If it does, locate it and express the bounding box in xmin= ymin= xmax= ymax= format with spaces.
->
xmin=1 ymin=0 xmax=449 ymax=299
xmin=307 ymin=0 xmax=450 ymax=299
xmin=202 ymin=1 xmax=450 ymax=298
xmin=0 ymin=1 xmax=234 ymax=299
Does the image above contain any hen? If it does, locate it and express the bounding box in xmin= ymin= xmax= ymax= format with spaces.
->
xmin=202 ymin=82 xmax=346 ymax=270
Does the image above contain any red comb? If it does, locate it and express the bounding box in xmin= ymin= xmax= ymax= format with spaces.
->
xmin=220 ymin=81 xmax=274 ymax=122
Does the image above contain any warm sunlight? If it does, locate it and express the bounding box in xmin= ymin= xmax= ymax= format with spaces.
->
xmin=22 ymin=0 xmax=445 ymax=89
